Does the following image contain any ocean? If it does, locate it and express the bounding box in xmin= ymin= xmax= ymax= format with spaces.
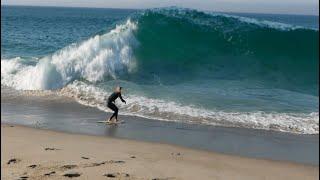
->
xmin=1 ymin=5 xmax=319 ymax=134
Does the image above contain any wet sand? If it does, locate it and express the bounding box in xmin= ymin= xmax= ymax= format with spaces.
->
xmin=1 ymin=88 xmax=319 ymax=165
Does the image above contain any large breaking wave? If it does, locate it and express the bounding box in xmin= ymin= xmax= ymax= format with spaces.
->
xmin=1 ymin=8 xmax=319 ymax=134
xmin=1 ymin=19 xmax=138 ymax=89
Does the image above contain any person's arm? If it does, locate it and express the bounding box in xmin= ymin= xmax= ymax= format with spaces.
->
xmin=119 ymin=93 xmax=126 ymax=104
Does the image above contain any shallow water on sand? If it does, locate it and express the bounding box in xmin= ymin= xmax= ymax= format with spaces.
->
xmin=1 ymin=87 xmax=318 ymax=165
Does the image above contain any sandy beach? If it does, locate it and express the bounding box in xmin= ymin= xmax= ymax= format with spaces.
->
xmin=1 ymin=124 xmax=318 ymax=180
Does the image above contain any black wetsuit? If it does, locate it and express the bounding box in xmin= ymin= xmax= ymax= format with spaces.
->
xmin=107 ymin=92 xmax=125 ymax=120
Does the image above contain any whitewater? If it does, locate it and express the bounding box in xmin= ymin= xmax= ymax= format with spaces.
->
xmin=1 ymin=8 xmax=319 ymax=134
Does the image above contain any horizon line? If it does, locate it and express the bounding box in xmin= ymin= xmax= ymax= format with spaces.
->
xmin=1 ymin=4 xmax=319 ymax=16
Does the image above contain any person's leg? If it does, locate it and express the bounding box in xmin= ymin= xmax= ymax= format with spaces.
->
xmin=107 ymin=103 xmax=116 ymax=121
xmin=107 ymin=103 xmax=118 ymax=122
xmin=114 ymin=106 xmax=118 ymax=121
xmin=109 ymin=112 xmax=116 ymax=121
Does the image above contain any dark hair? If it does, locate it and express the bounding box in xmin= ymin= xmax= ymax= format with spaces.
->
xmin=119 ymin=86 xmax=122 ymax=90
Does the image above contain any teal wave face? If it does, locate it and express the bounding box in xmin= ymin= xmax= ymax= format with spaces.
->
xmin=126 ymin=9 xmax=319 ymax=95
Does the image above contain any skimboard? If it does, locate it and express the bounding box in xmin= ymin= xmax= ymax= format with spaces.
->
xmin=96 ymin=120 xmax=124 ymax=125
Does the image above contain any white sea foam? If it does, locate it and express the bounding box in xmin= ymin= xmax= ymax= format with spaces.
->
xmin=1 ymin=19 xmax=138 ymax=90
xmin=59 ymin=80 xmax=319 ymax=134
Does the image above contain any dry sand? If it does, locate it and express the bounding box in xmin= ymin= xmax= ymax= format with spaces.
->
xmin=1 ymin=124 xmax=318 ymax=180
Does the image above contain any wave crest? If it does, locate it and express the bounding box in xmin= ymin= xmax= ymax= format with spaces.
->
xmin=1 ymin=20 xmax=138 ymax=90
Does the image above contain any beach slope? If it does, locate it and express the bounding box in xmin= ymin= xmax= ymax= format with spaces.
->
xmin=1 ymin=124 xmax=318 ymax=180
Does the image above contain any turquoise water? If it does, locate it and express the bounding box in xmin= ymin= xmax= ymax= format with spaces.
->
xmin=1 ymin=6 xmax=319 ymax=133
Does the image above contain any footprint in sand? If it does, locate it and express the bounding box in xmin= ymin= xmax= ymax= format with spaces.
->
xmin=63 ymin=172 xmax=81 ymax=178
xmin=44 ymin=147 xmax=60 ymax=151
xmin=60 ymin=165 xmax=78 ymax=170
xmin=7 ymin=158 xmax=21 ymax=165
xmin=83 ymin=161 xmax=106 ymax=167
xmin=171 ymin=152 xmax=182 ymax=157
xmin=104 ymin=173 xmax=116 ymax=178
xmin=28 ymin=164 xmax=37 ymax=169
xmin=109 ymin=160 xmax=125 ymax=164
xmin=44 ymin=171 xmax=56 ymax=176
xmin=84 ymin=160 xmax=125 ymax=168
xmin=18 ymin=176 xmax=29 ymax=180
xmin=103 ymin=173 xmax=130 ymax=178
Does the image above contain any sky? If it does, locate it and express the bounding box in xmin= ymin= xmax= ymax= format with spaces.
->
xmin=1 ymin=0 xmax=319 ymax=15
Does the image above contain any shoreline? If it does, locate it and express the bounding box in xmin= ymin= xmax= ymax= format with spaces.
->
xmin=2 ymin=84 xmax=319 ymax=135
xmin=2 ymin=87 xmax=319 ymax=165
xmin=2 ymin=124 xmax=318 ymax=180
